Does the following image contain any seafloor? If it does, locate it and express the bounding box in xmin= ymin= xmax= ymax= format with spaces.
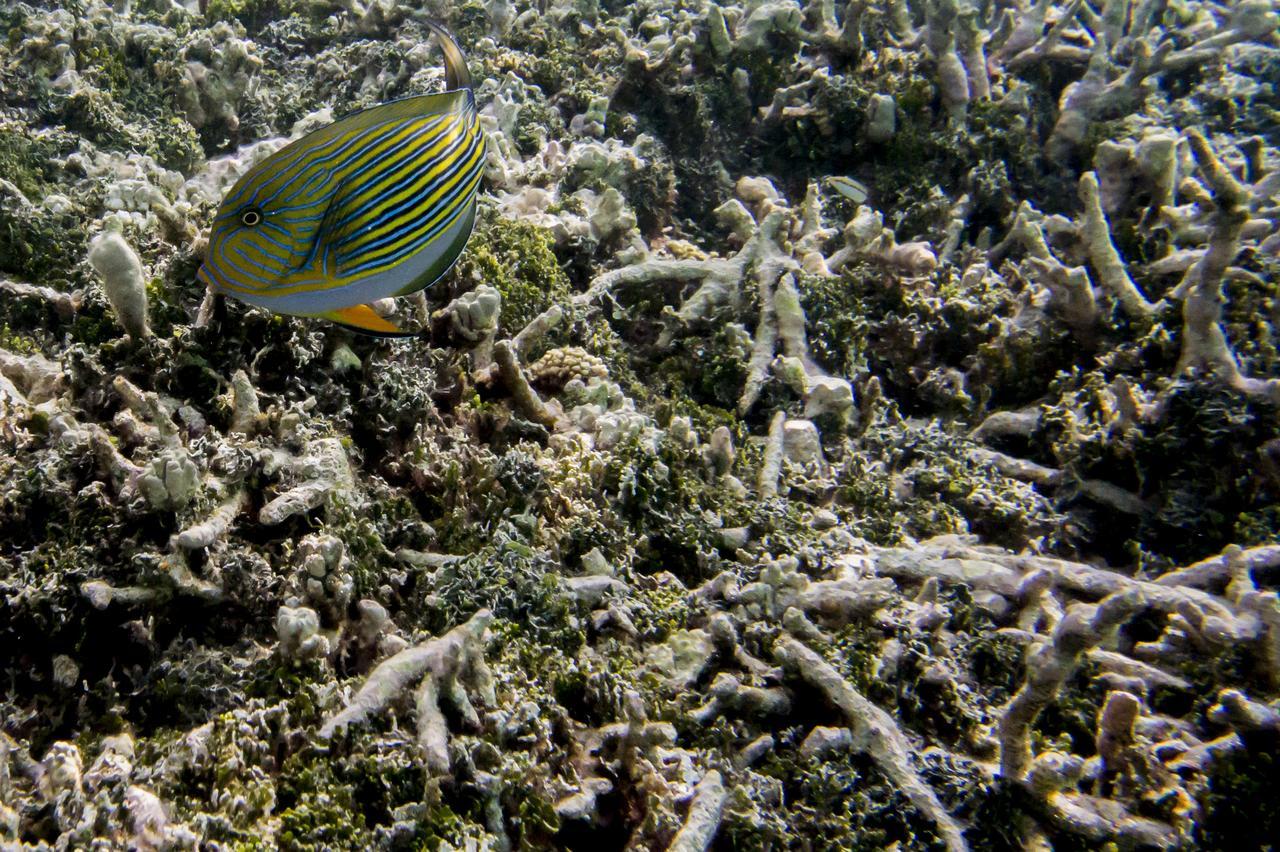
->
xmin=1 ymin=0 xmax=1278 ymax=849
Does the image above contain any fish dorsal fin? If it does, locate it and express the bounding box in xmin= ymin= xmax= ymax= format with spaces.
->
xmin=319 ymin=304 xmax=418 ymax=337
xmin=425 ymin=20 xmax=471 ymax=91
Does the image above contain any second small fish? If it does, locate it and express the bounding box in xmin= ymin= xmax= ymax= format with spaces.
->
xmin=197 ymin=21 xmax=483 ymax=336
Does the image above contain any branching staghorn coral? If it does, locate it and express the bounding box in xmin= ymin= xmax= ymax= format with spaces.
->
xmin=319 ymin=609 xmax=495 ymax=775
xmin=773 ymin=634 xmax=968 ymax=852
xmin=258 ymin=437 xmax=356 ymax=524
xmin=0 ymin=276 xmax=82 ymax=319
xmin=1175 ymin=129 xmax=1280 ymax=402
xmin=997 ymin=589 xmax=1145 ymax=781
xmin=2 ymin=0 xmax=1280 ymax=848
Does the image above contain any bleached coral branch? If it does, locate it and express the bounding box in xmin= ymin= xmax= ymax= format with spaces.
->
xmin=773 ymin=635 xmax=968 ymax=852
xmin=1177 ymin=129 xmax=1280 ymax=401
xmin=998 ymin=590 xmax=1146 ymax=781
xmin=494 ymin=340 xmax=560 ymax=428
xmin=319 ymin=609 xmax=495 ymax=775
xmin=0 ymin=277 xmax=81 ymax=319
xmin=1078 ymin=172 xmax=1155 ymax=319
xmin=668 ymin=769 xmax=729 ymax=852
xmin=259 ymin=437 xmax=355 ymax=524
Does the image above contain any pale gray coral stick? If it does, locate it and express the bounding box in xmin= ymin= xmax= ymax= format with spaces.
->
xmin=175 ymin=489 xmax=247 ymax=549
xmin=758 ymin=411 xmax=786 ymax=498
xmin=0 ymin=348 xmax=63 ymax=404
xmin=1005 ymin=0 xmax=1086 ymax=71
xmin=1156 ymin=0 xmax=1280 ymax=73
xmin=511 ymin=304 xmax=564 ymax=358
xmin=690 ymin=673 xmax=792 ymax=724
xmin=925 ymin=0 xmax=970 ymax=122
xmin=0 ymin=372 xmax=22 ymax=406
xmin=1045 ymin=42 xmax=1109 ymax=164
xmin=740 ymin=274 xmax=778 ymax=416
xmin=319 ymin=609 xmax=495 ymax=775
xmin=998 ymin=589 xmax=1145 ymax=781
xmin=0 ymin=277 xmax=82 ymax=319
xmin=967 ymin=446 xmax=1062 ymax=487
xmin=668 ymin=770 xmax=729 ymax=852
xmin=871 ymin=541 xmax=1236 ymax=619
xmin=773 ymin=635 xmax=968 ymax=852
xmin=1026 ymin=257 xmax=1099 ymax=335
xmin=1208 ymin=688 xmax=1280 ymax=733
xmin=494 ymin=340 xmax=559 ymax=428
xmin=575 ymin=259 xmax=727 ymax=310
xmin=988 ymin=201 xmax=1053 ymax=262
xmin=991 ymin=0 xmax=1054 ymax=63
xmin=228 ymin=370 xmax=260 ymax=435
xmin=1078 ymin=172 xmax=1155 ymax=319
xmin=1095 ymin=689 xmax=1141 ymax=777
xmin=956 ymin=6 xmax=990 ymax=100
xmin=112 ymin=376 xmax=179 ymax=445
xmin=259 ymin=437 xmax=354 ymax=524
xmin=86 ymin=425 xmax=144 ymax=492
xmin=1177 ymin=129 xmax=1280 ymax=401
xmin=1154 ymin=543 xmax=1280 ymax=590
xmin=773 ymin=274 xmax=816 ymax=373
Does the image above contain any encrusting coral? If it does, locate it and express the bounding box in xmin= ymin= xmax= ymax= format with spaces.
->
xmin=1 ymin=0 xmax=1279 ymax=849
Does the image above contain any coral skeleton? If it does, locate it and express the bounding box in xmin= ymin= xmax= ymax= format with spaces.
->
xmin=320 ymin=609 xmax=496 ymax=775
xmin=2 ymin=0 xmax=1280 ymax=847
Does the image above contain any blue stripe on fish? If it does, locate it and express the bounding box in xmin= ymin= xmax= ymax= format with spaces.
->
xmin=197 ymin=20 xmax=483 ymax=335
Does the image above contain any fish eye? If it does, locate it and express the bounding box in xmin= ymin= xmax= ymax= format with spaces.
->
xmin=240 ymin=207 xmax=263 ymax=227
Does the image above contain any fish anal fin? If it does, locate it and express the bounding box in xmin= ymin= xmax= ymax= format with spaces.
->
xmin=320 ymin=304 xmax=418 ymax=338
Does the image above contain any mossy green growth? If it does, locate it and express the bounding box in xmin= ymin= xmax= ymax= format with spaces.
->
xmin=1131 ymin=381 xmax=1280 ymax=562
xmin=0 ymin=125 xmax=90 ymax=284
xmin=1031 ymin=659 xmax=1108 ymax=759
xmin=491 ymin=617 xmax=642 ymax=729
xmin=274 ymin=755 xmax=371 ymax=850
xmin=835 ymin=417 xmax=1062 ymax=549
xmin=1222 ymin=257 xmax=1280 ymax=379
xmin=809 ymin=257 xmax=1077 ymax=417
xmin=0 ymin=326 xmax=40 ymax=354
xmin=1195 ymin=727 xmax=1280 ymax=850
xmin=654 ymin=322 xmax=752 ymax=413
xmin=453 ymin=212 xmax=571 ymax=332
xmin=836 ymin=621 xmax=986 ymax=747
xmin=602 ymin=432 xmax=754 ymax=583
xmin=149 ymin=116 xmax=205 ymax=175
xmin=729 ymin=749 xmax=948 ymax=851
xmin=418 ymin=537 xmax=575 ymax=636
xmin=0 ymin=124 xmax=67 ymax=201
xmin=795 ymin=272 xmax=870 ymax=379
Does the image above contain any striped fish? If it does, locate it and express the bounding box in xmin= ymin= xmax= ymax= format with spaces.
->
xmin=196 ymin=21 xmax=482 ymax=336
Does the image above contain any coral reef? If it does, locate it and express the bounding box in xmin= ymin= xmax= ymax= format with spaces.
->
xmin=2 ymin=0 xmax=1279 ymax=849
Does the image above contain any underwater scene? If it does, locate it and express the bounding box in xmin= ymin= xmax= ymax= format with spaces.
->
xmin=1 ymin=0 xmax=1278 ymax=848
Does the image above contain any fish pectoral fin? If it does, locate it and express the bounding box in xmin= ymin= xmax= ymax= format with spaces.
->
xmin=319 ymin=304 xmax=418 ymax=338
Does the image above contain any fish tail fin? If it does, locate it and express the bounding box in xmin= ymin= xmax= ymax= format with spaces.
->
xmin=425 ymin=20 xmax=471 ymax=92
xmin=320 ymin=304 xmax=421 ymax=338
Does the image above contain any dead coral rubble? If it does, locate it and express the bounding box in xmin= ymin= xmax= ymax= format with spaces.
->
xmin=2 ymin=0 xmax=1280 ymax=849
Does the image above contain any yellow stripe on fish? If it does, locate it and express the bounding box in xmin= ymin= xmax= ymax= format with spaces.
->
xmin=197 ymin=20 xmax=483 ymax=336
